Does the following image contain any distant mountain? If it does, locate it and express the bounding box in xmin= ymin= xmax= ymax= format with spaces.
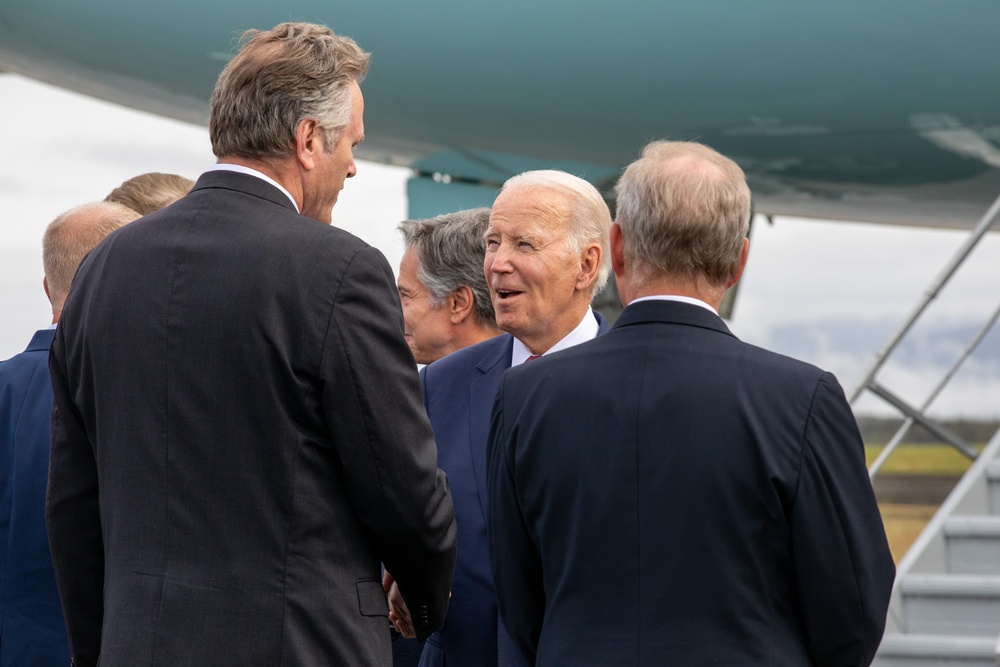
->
xmin=747 ymin=317 xmax=1000 ymax=418
xmin=761 ymin=317 xmax=1000 ymax=373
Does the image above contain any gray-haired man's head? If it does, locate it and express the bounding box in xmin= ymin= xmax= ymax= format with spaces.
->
xmin=397 ymin=208 xmax=499 ymax=364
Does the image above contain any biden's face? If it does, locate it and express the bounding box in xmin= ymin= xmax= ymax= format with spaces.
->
xmin=484 ymin=186 xmax=588 ymax=353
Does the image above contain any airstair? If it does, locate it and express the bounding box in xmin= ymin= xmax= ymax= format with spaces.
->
xmin=872 ymin=430 xmax=1000 ymax=666
xmin=855 ymin=193 xmax=1000 ymax=665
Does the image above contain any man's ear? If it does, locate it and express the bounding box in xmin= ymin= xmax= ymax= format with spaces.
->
xmin=43 ymin=276 xmax=52 ymax=304
xmin=725 ymin=237 xmax=750 ymax=289
xmin=448 ymin=286 xmax=476 ymax=324
xmin=610 ymin=223 xmax=625 ymax=278
xmin=575 ymin=243 xmax=601 ymax=291
xmin=294 ymin=118 xmax=323 ymax=171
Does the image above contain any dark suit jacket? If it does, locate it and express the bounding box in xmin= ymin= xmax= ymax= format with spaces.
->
xmin=46 ymin=170 xmax=457 ymax=667
xmin=0 ymin=328 xmax=69 ymax=667
xmin=487 ymin=300 xmax=895 ymax=666
xmin=418 ymin=312 xmax=608 ymax=667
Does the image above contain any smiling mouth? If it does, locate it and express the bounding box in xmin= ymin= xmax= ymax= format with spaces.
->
xmin=496 ymin=290 xmax=523 ymax=300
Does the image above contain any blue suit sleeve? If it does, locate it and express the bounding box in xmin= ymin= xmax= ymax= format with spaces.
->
xmin=791 ymin=373 xmax=895 ymax=667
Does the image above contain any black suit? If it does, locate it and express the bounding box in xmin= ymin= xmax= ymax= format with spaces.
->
xmin=47 ymin=170 xmax=457 ymax=666
xmin=487 ymin=299 xmax=894 ymax=666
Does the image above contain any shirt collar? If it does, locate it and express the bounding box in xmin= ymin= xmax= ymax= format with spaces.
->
xmin=629 ymin=294 xmax=719 ymax=315
xmin=207 ymin=163 xmax=300 ymax=213
xmin=510 ymin=306 xmax=599 ymax=367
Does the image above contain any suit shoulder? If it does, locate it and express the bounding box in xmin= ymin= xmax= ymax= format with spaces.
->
xmin=422 ymin=335 xmax=511 ymax=385
xmin=733 ymin=337 xmax=831 ymax=383
xmin=0 ymin=346 xmax=49 ymax=403
xmin=0 ymin=346 xmax=48 ymax=376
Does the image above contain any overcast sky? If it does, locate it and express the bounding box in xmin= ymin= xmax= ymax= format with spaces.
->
xmin=2 ymin=74 xmax=998 ymax=418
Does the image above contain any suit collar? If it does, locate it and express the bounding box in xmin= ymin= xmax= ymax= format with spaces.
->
xmin=25 ymin=328 xmax=55 ymax=352
xmin=614 ymin=299 xmax=736 ymax=338
xmin=192 ymin=170 xmax=298 ymax=213
xmin=205 ymin=164 xmax=299 ymax=212
xmin=468 ymin=313 xmax=609 ymax=527
xmin=474 ymin=334 xmax=514 ymax=374
xmin=594 ymin=309 xmax=611 ymax=335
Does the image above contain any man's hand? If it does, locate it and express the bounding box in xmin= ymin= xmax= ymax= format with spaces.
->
xmin=382 ymin=571 xmax=415 ymax=638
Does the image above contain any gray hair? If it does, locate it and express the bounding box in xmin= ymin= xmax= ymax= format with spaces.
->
xmin=209 ymin=22 xmax=370 ymax=159
xmin=398 ymin=208 xmax=497 ymax=328
xmin=614 ymin=141 xmax=751 ymax=287
xmin=105 ymin=172 xmax=194 ymax=216
xmin=499 ymin=170 xmax=612 ymax=294
xmin=42 ymin=201 xmax=141 ymax=311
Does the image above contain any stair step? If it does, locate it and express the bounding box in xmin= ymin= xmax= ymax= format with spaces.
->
xmin=945 ymin=516 xmax=1000 ymax=574
xmin=988 ymin=461 xmax=1000 ymax=516
xmin=900 ymin=574 xmax=1000 ymax=636
xmin=874 ymin=633 xmax=998 ymax=667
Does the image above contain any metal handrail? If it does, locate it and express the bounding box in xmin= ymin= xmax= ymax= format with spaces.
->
xmin=850 ymin=191 xmax=1000 ymax=404
xmin=868 ymin=301 xmax=1000 ymax=478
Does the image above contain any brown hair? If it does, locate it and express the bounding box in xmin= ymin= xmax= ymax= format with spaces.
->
xmin=209 ymin=22 xmax=370 ymax=159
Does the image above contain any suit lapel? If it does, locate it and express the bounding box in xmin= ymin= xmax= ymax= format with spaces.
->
xmin=467 ymin=312 xmax=610 ymax=521
xmin=469 ymin=336 xmax=513 ymax=523
xmin=594 ymin=309 xmax=611 ymax=335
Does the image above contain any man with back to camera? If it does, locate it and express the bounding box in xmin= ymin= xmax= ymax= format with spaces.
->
xmin=386 ymin=170 xmax=612 ymax=667
xmin=396 ymin=208 xmax=500 ymax=366
xmin=46 ymin=22 xmax=456 ymax=667
xmin=0 ymin=201 xmax=139 ymax=667
xmin=486 ymin=140 xmax=895 ymax=666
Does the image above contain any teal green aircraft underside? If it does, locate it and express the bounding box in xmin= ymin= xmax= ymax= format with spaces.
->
xmin=2 ymin=1 xmax=998 ymax=225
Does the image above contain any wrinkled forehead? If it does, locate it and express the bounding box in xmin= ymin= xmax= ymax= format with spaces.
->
xmin=488 ymin=185 xmax=573 ymax=238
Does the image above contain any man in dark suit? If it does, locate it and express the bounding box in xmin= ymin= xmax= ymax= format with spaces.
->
xmin=46 ymin=23 xmax=456 ymax=667
xmin=388 ymin=171 xmax=611 ymax=666
xmin=1 ymin=201 xmax=138 ymax=667
xmin=487 ymin=141 xmax=895 ymax=666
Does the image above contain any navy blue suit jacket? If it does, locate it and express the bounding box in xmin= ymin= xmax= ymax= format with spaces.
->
xmin=488 ymin=300 xmax=895 ymax=666
xmin=0 ymin=328 xmax=69 ymax=667
xmin=418 ymin=311 xmax=609 ymax=667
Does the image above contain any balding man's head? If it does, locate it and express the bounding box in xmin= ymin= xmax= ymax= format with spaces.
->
xmin=614 ymin=141 xmax=751 ymax=294
xmin=42 ymin=201 xmax=141 ymax=319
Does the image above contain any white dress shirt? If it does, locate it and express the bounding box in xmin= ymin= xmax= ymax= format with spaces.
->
xmin=630 ymin=294 xmax=718 ymax=315
xmin=206 ymin=163 xmax=300 ymax=213
xmin=510 ymin=306 xmax=600 ymax=367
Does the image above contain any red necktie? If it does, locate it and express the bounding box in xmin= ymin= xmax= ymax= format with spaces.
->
xmin=525 ymin=355 xmax=540 ymax=362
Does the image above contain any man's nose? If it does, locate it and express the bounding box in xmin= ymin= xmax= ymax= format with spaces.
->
xmin=489 ymin=244 xmax=513 ymax=273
